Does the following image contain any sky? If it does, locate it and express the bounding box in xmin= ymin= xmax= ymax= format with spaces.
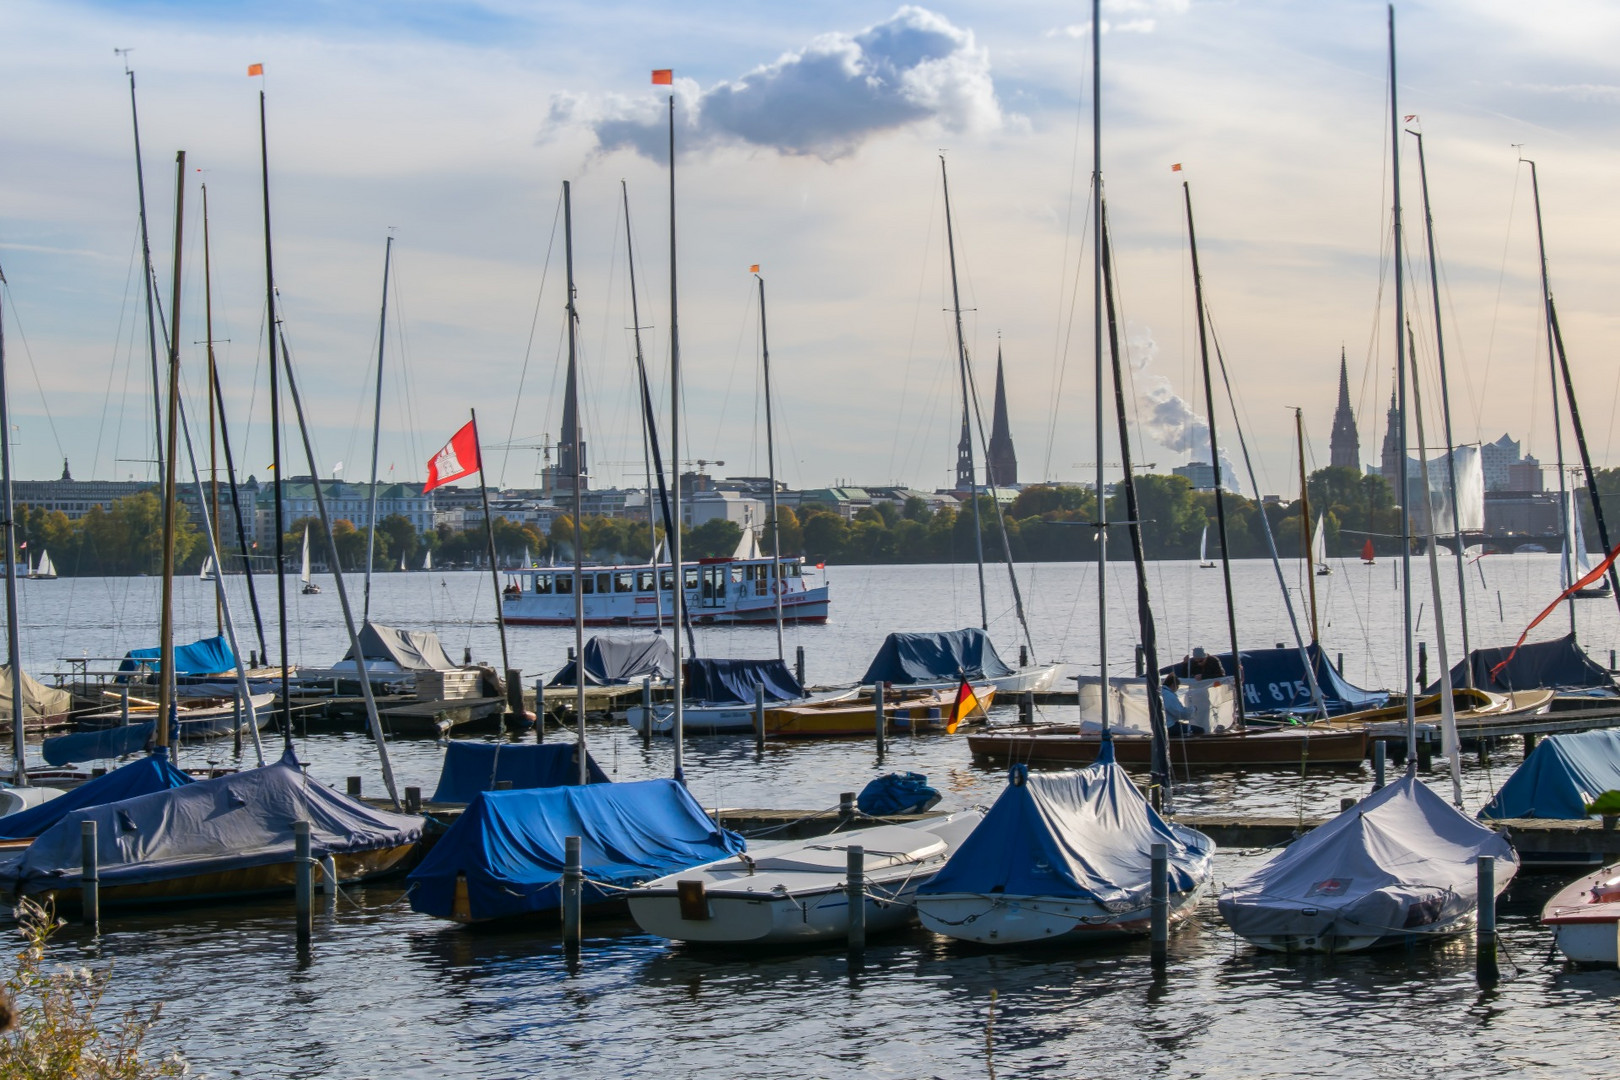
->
xmin=1 ymin=0 xmax=1618 ymax=501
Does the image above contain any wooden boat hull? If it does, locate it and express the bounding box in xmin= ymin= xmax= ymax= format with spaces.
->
xmin=1543 ymin=862 xmax=1620 ymax=964
xmin=771 ymin=687 xmax=996 ymax=738
xmin=967 ymin=726 xmax=1367 ymax=768
xmin=18 ymin=842 xmax=418 ymax=910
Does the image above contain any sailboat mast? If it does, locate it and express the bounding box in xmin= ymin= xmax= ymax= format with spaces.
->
xmin=1389 ymin=5 xmax=1416 ymax=764
xmin=1182 ymin=181 xmax=1246 ymax=730
xmin=156 ymin=151 xmax=186 ymax=754
xmin=1295 ymin=409 xmax=1320 ymax=643
xmin=667 ymin=90 xmax=685 ymax=779
xmin=562 ymin=182 xmax=588 ymax=783
xmin=756 ymin=273 xmax=786 ymax=659
xmin=364 ymin=235 xmax=393 ymax=623
xmin=0 ymin=269 xmax=27 ymax=784
xmin=120 ymin=59 xmax=166 ymax=484
xmin=1525 ymin=160 xmax=1575 ymax=636
xmin=939 ymin=156 xmax=987 ymax=631
xmin=258 ymin=87 xmax=292 ymax=753
xmin=208 ymin=358 xmax=268 ymax=661
xmin=202 ymin=183 xmax=222 ymax=635
xmin=1547 ymin=297 xmax=1620 ymax=609
xmin=621 ymin=181 xmax=672 ymax=637
xmin=1092 ymin=0 xmax=1109 ymax=727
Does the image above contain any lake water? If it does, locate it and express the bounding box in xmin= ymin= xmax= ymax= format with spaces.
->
xmin=1 ymin=555 xmax=1615 ymax=1077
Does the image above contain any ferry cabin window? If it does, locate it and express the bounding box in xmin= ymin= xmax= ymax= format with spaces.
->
xmin=787 ymin=562 xmax=801 ymax=577
xmin=684 ymin=568 xmax=699 ymax=591
xmin=597 ymin=572 xmax=612 ymax=594
xmin=660 ymin=568 xmax=675 ymax=591
xmin=615 ymin=572 xmax=634 ymax=593
xmin=534 ymin=574 xmax=553 ymax=595
xmin=555 ymin=573 xmax=573 ymax=595
xmin=581 ymin=574 xmax=597 ymax=595
xmin=637 ymin=570 xmax=655 ymax=591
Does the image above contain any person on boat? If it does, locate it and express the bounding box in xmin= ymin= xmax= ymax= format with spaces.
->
xmin=503 ymin=580 xmax=522 ymax=598
xmin=1178 ymin=646 xmax=1225 ymax=681
xmin=1160 ymin=674 xmax=1204 ymax=737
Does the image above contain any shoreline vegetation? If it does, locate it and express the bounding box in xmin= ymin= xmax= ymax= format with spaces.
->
xmin=10 ymin=466 xmax=1614 ymax=577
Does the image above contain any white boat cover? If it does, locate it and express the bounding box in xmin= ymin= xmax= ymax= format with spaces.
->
xmin=0 ymin=664 xmax=72 ymax=724
xmin=1074 ymin=675 xmax=1234 ymax=734
xmin=339 ymin=622 xmax=457 ymax=671
xmin=1218 ymin=773 xmax=1517 ymax=941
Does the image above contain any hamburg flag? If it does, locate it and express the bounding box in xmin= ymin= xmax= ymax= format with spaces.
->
xmin=946 ymin=679 xmax=983 ymax=735
xmin=424 ymin=420 xmax=480 ymax=493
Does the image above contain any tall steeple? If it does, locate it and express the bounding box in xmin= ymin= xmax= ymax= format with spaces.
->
xmin=1379 ymin=380 xmax=1402 ymax=490
xmin=1329 ymin=347 xmax=1360 ymax=471
xmin=987 ymin=344 xmax=1018 ymax=487
xmin=555 ymin=352 xmax=587 ymax=493
xmin=954 ymin=411 xmax=973 ymax=492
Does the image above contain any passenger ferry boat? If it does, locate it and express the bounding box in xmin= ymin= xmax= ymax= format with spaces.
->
xmin=499 ymin=556 xmax=829 ymax=627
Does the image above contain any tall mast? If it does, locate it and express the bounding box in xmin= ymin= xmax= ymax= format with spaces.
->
xmin=1 ymin=267 xmax=27 ymax=784
xmin=666 ymin=88 xmax=685 ymax=779
xmin=1296 ymin=408 xmax=1320 ymax=644
xmin=156 ymin=151 xmax=186 ymax=754
xmin=1389 ymin=4 xmax=1416 ymax=765
xmin=563 ymin=181 xmax=587 ymax=783
xmin=1182 ymin=180 xmax=1246 ymax=730
xmin=756 ymin=271 xmax=785 ymax=659
xmin=939 ymin=156 xmax=987 ymax=631
xmin=208 ymin=355 xmax=267 ymax=661
xmin=258 ymin=85 xmax=292 ymax=755
xmin=364 ymin=234 xmax=393 ymax=623
xmin=1525 ymin=160 xmax=1574 ymax=636
xmin=1092 ymin=0 xmax=1109 ymax=727
xmin=623 ymin=181 xmax=661 ymax=632
xmin=1409 ymin=130 xmax=1474 ymax=685
xmin=202 ymin=182 xmax=222 ymax=635
xmin=119 ymin=55 xmax=165 ymax=483
xmin=1548 ymin=296 xmax=1620 ymax=610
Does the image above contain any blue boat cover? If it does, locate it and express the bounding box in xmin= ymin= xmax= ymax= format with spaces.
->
xmin=857 ymin=772 xmax=941 ymax=816
xmin=548 ymin=633 xmax=675 ymax=687
xmin=1478 ymin=729 xmax=1620 ymax=820
xmin=430 ymin=741 xmax=609 ymax=805
xmin=0 ymin=751 xmax=422 ymax=896
xmin=685 ymin=658 xmax=804 ymax=705
xmin=860 ymin=628 xmax=1014 ymax=685
xmin=119 ymin=634 xmax=236 ymax=678
xmin=918 ymin=747 xmax=1213 ymax=906
xmin=0 ymin=753 xmax=193 ymax=839
xmin=407 ymin=779 xmax=744 ymax=921
xmin=41 ymin=723 xmax=158 ymax=767
xmin=1426 ymin=633 xmax=1616 ymax=694
xmin=1165 ymin=643 xmax=1387 ymax=716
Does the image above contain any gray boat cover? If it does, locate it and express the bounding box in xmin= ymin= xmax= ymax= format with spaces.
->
xmin=0 ymin=751 xmax=422 ymax=895
xmin=1218 ymin=774 xmax=1517 ymax=942
xmin=1478 ymin=729 xmax=1620 ymax=820
xmin=547 ymin=633 xmax=675 ymax=687
xmin=0 ymin=665 xmax=71 ymax=724
xmin=1425 ymin=633 xmax=1615 ymax=694
xmin=340 ymin=622 xmax=456 ymax=671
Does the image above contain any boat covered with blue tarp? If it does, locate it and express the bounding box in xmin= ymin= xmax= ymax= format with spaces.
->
xmin=1425 ymin=633 xmax=1615 ymax=695
xmin=1164 ymin=643 xmax=1387 ymax=717
xmin=1479 ymin=729 xmax=1620 ymax=820
xmin=685 ymin=657 xmax=804 ymax=704
xmin=429 ymin=741 xmax=608 ymax=805
xmin=0 ymin=751 xmax=422 ymax=904
xmin=548 ymin=632 xmax=675 ymax=687
xmin=407 ymin=778 xmax=745 ymax=922
xmin=860 ymin=628 xmax=1014 ymax=685
xmin=0 ymin=753 xmax=193 ymax=838
xmin=118 ymin=634 xmax=236 ymax=678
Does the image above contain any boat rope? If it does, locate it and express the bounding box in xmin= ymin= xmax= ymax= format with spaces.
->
xmin=735 ymin=803 xmax=845 ymax=839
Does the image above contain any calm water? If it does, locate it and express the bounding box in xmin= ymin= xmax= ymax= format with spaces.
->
xmin=2 ymin=556 xmax=1616 ymax=1077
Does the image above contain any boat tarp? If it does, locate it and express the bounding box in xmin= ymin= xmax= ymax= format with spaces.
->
xmin=118 ymin=634 xmax=236 ymax=678
xmin=685 ymin=658 xmax=804 ymax=705
xmin=1478 ymin=729 xmax=1620 ymax=820
xmin=857 ymin=772 xmax=941 ymax=816
xmin=1074 ymin=675 xmax=1235 ymax=734
xmin=0 ymin=753 xmax=193 ymax=839
xmin=1165 ymin=643 xmax=1387 ymax=716
xmin=1426 ymin=634 xmax=1616 ymax=694
xmin=859 ymin=628 xmax=1015 ymax=685
xmin=41 ymin=722 xmax=158 ymax=767
xmin=407 ymin=779 xmax=744 ymax=921
xmin=1217 ymin=773 xmax=1517 ymax=941
xmin=0 ymin=665 xmax=71 ymax=723
xmin=340 ymin=622 xmax=457 ymax=671
xmin=0 ymin=751 xmax=422 ymax=894
xmin=430 ymin=741 xmax=609 ymax=804
xmin=919 ymin=757 xmax=1212 ymax=906
xmin=547 ymin=633 xmax=675 ymax=687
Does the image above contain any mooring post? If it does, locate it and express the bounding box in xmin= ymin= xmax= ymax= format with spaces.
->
xmin=346 ymin=776 xmax=362 ymax=797
xmin=1019 ymin=644 xmax=1028 ymax=668
xmin=847 ymin=845 xmax=866 ymax=954
xmin=1135 ymin=644 xmax=1146 ymax=677
xmin=839 ymin=791 xmax=855 ymax=825
xmin=1611 ymin=648 xmax=1616 ymax=672
xmin=754 ymin=682 xmax=766 ymax=751
xmin=1478 ymin=738 xmax=1492 ymax=767
xmin=1020 ymin=691 xmax=1034 ymax=724
xmin=320 ymin=853 xmax=338 ymax=903
xmin=873 ymin=684 xmax=886 ymax=756
xmin=562 ymin=834 xmax=582 ymax=950
xmin=505 ymin=667 xmax=524 ymax=726
xmin=1476 ymin=854 xmax=1497 ymax=981
xmin=1336 ymin=651 xmax=1344 ymax=675
xmin=1340 ymin=797 xmax=1356 ymax=812
xmin=1373 ymin=740 xmax=1387 ymax=790
xmin=81 ymin=820 xmax=99 ymax=930
xmin=1418 ymin=640 xmax=1428 ymax=687
xmin=1149 ymin=842 xmax=1168 ymax=966
xmin=795 ymin=644 xmax=806 ymax=688
xmin=1523 ymin=732 xmax=1537 ymax=756
xmin=567 ymin=646 xmax=575 ymax=662
xmin=404 ymin=786 xmax=421 ymax=814
xmin=120 ymin=684 xmax=129 ymax=726
xmin=1417 ymin=738 xmax=1433 ymax=772
xmin=294 ymin=819 xmax=312 ymax=947
xmin=640 ymin=676 xmax=653 ymax=747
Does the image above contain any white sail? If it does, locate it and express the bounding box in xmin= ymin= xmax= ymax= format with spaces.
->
xmin=300 ymin=526 xmax=312 ymax=585
xmin=33 ymin=550 xmax=55 ymax=579
xmin=1312 ymin=514 xmax=1327 ymax=570
xmin=423 ymin=548 xmax=432 ymax=571
xmin=732 ymin=526 xmax=763 ymax=561
xmin=199 ymin=554 xmax=214 ymax=580
xmin=1199 ymin=525 xmax=1207 ymax=563
xmin=1562 ymin=489 xmax=1595 ymax=590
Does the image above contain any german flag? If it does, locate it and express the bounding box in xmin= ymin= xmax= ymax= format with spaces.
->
xmin=946 ymin=679 xmax=982 ymax=735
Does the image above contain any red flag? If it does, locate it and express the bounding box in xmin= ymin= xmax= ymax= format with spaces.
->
xmin=652 ymin=69 xmax=673 ymax=85
xmin=1170 ymin=163 xmax=1183 ymax=172
xmin=248 ymin=63 xmax=264 ymax=77
xmin=424 ymin=421 xmax=480 ymax=492
xmin=1492 ymin=542 xmax=1620 ymax=678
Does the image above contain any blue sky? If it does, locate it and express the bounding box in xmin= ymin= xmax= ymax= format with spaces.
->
xmin=2 ymin=0 xmax=1617 ymax=498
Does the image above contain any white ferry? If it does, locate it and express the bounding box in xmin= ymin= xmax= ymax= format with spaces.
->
xmin=499 ymin=556 xmax=830 ymax=627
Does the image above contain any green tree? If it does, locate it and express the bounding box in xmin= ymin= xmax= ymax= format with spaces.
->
xmin=687 ymin=518 xmax=743 ymax=558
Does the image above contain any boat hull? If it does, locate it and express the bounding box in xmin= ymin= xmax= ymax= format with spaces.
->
xmin=629 ymin=880 xmax=923 ymax=945
xmin=1238 ymin=911 xmax=1476 ymax=955
xmin=967 ymin=726 xmax=1368 ymax=768
xmin=1543 ymin=863 xmax=1620 ymax=964
xmin=917 ymin=880 xmax=1206 ymax=944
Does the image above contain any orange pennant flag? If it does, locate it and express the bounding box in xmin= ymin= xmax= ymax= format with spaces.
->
xmin=652 ymin=69 xmax=673 ymax=85
xmin=1171 ymin=162 xmax=1183 ymax=172
xmin=248 ymin=63 xmax=264 ymax=77
xmin=749 ymin=264 xmax=760 ymax=273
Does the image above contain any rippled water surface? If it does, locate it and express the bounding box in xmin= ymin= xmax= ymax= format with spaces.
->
xmin=2 ymin=558 xmax=1616 ymax=1077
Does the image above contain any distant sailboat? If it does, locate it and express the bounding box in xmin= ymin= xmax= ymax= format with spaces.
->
xmin=398 ymin=551 xmax=406 ymax=572
xmin=1198 ymin=524 xmax=1216 ymax=568
xmin=1563 ymin=490 xmax=1610 ymax=599
xmin=28 ymin=550 xmax=56 ymax=580
xmin=1361 ymin=538 xmax=1375 ymax=565
xmin=300 ymin=526 xmax=321 ymax=594
xmin=199 ymin=554 xmax=214 ymax=581
xmin=1313 ymin=514 xmax=1332 ymax=576
xmin=422 ymin=548 xmax=432 ymax=572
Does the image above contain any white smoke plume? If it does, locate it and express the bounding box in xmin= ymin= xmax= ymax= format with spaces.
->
xmin=552 ymin=7 xmax=1002 ymax=162
xmin=1126 ymin=327 xmax=1244 ymax=494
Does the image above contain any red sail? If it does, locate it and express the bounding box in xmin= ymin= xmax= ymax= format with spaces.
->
xmin=1360 ymin=538 xmax=1375 ymax=564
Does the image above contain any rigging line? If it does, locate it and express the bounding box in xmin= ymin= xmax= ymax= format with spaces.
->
xmin=1479 ymin=164 xmax=1523 ymax=445
xmin=964 ymin=341 xmax=1036 ymax=661
xmin=889 ymin=170 xmax=942 ymax=486
xmin=0 ymin=284 xmax=66 ymax=465
xmin=93 ymin=228 xmax=145 ymax=483
xmin=501 ymin=189 xmax=565 ymax=488
xmin=709 ymin=280 xmax=757 ymax=461
xmin=1044 ymin=62 xmax=1095 ymax=484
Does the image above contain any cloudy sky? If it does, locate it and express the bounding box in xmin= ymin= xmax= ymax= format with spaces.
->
xmin=1 ymin=0 xmax=1617 ymax=500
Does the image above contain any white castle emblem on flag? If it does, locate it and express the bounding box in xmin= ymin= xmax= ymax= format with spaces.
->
xmin=434 ymin=443 xmax=462 ymax=479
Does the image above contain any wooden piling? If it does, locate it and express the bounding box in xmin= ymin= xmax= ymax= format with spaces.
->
xmin=1417 ymin=739 xmax=1433 ymax=772
xmin=294 ymin=820 xmax=312 ymax=947
xmin=640 ymin=676 xmax=653 ymax=747
xmin=1418 ymin=640 xmax=1428 ymax=687
xmin=404 ymin=786 xmax=421 ymax=814
xmin=1149 ymin=842 xmax=1167 ymax=966
xmin=81 ymin=820 xmax=98 ymax=930
xmin=562 ymin=835 xmax=582 ymax=948
xmin=1478 ymin=738 xmax=1491 ymax=767
xmin=839 ymin=791 xmax=855 ymax=824
xmin=1019 ymin=692 xmax=1034 ymax=724
xmin=873 ymin=685 xmax=886 ymax=755
xmin=795 ymin=645 xmax=806 ymax=688
xmin=505 ymin=667 xmax=524 ymax=725
xmin=754 ymin=682 xmax=766 ymax=751
xmin=1336 ymin=651 xmax=1344 ymax=675
xmin=1373 ymin=740 xmax=1387 ymax=790
xmin=1019 ymin=644 xmax=1028 ymax=668
xmin=846 ymin=845 xmax=866 ymax=953
xmin=346 ymin=776 xmax=362 ymax=797
xmin=1523 ymin=732 xmax=1538 ymax=756
xmin=1340 ymin=797 xmax=1356 ymax=812
xmin=1476 ymin=854 xmax=1497 ymax=981
xmin=1135 ymin=644 xmax=1145 ymax=677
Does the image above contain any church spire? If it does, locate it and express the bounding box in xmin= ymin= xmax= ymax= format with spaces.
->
xmin=987 ymin=343 xmax=1018 ymax=487
xmin=1329 ymin=346 xmax=1361 ymax=471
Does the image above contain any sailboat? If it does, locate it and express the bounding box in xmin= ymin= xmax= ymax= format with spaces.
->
xmin=199 ymin=554 xmax=215 ymax=581
xmin=422 ymin=548 xmax=432 ymax=572
xmin=300 ymin=525 xmax=320 ymax=594
xmin=1198 ymin=524 xmax=1216 ymax=568
xmin=1361 ymin=537 xmax=1376 ymax=564
xmin=1313 ymin=514 xmax=1332 ymax=576
xmin=27 ymin=549 xmax=55 ymax=580
xmin=1564 ymin=490 xmax=1610 ymax=599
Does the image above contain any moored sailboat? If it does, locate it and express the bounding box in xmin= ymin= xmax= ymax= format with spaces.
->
xmin=300 ymin=525 xmax=320 ymax=594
